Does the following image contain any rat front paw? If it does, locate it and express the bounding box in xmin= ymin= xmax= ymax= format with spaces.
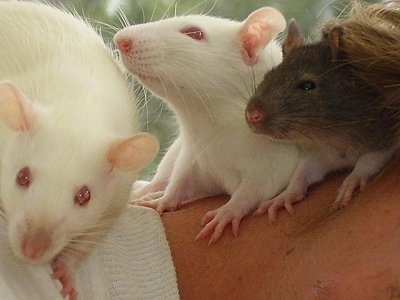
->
xmin=51 ymin=258 xmax=77 ymax=300
xmin=133 ymin=195 xmax=181 ymax=213
xmin=254 ymin=191 xmax=304 ymax=222
xmin=131 ymin=180 xmax=167 ymax=200
xmin=335 ymin=175 xmax=367 ymax=207
xmin=130 ymin=191 xmax=165 ymax=205
xmin=195 ymin=207 xmax=243 ymax=244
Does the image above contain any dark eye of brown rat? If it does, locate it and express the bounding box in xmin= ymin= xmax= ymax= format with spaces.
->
xmin=74 ymin=186 xmax=91 ymax=206
xmin=181 ymin=27 xmax=205 ymax=40
xmin=298 ymin=80 xmax=316 ymax=90
xmin=16 ymin=167 xmax=31 ymax=187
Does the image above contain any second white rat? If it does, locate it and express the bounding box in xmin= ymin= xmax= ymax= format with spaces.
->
xmin=115 ymin=7 xmax=299 ymax=243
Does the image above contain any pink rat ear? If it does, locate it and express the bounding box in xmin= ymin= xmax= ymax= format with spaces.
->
xmin=239 ymin=7 xmax=286 ymax=65
xmin=0 ymin=80 xmax=34 ymax=132
xmin=108 ymin=133 xmax=159 ymax=172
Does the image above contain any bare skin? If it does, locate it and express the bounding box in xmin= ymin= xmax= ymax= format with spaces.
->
xmin=163 ymin=157 xmax=400 ymax=299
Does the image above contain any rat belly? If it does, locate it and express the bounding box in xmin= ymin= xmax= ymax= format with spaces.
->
xmin=192 ymin=137 xmax=299 ymax=243
xmin=196 ymin=136 xmax=299 ymax=201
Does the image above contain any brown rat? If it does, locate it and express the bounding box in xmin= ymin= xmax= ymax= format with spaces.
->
xmin=246 ymin=1 xmax=399 ymax=218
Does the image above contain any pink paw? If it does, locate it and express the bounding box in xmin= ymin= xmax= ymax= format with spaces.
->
xmin=195 ymin=207 xmax=242 ymax=244
xmin=254 ymin=192 xmax=304 ymax=222
xmin=133 ymin=196 xmax=180 ymax=214
xmin=51 ymin=259 xmax=77 ymax=300
xmin=131 ymin=180 xmax=167 ymax=199
xmin=129 ymin=191 xmax=164 ymax=205
xmin=335 ymin=175 xmax=367 ymax=207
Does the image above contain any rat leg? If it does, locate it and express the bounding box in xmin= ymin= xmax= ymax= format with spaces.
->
xmin=335 ymin=149 xmax=394 ymax=207
xmin=51 ymin=226 xmax=113 ymax=299
xmin=195 ymin=182 xmax=260 ymax=244
xmin=131 ymin=137 xmax=182 ymax=200
xmin=134 ymin=147 xmax=203 ymax=213
xmin=254 ymin=155 xmax=328 ymax=222
xmin=130 ymin=181 xmax=165 ymax=205
xmin=51 ymin=255 xmax=78 ymax=300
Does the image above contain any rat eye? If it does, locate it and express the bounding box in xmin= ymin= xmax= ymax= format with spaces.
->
xmin=16 ymin=167 xmax=31 ymax=188
xmin=181 ymin=27 xmax=204 ymax=40
xmin=298 ymin=80 xmax=316 ymax=91
xmin=74 ymin=186 xmax=91 ymax=206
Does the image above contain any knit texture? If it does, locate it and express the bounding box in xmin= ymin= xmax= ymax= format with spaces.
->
xmin=0 ymin=206 xmax=179 ymax=300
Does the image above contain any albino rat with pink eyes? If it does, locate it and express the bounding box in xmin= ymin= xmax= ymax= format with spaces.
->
xmin=0 ymin=2 xmax=158 ymax=299
xmin=114 ymin=7 xmax=300 ymax=243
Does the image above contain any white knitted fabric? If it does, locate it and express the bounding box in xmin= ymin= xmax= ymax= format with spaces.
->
xmin=0 ymin=206 xmax=179 ymax=300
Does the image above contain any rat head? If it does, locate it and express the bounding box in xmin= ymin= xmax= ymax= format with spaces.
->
xmin=246 ymin=20 xmax=378 ymax=143
xmin=114 ymin=7 xmax=286 ymax=107
xmin=0 ymin=81 xmax=159 ymax=264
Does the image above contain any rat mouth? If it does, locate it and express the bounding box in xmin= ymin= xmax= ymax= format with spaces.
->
xmin=248 ymin=122 xmax=292 ymax=141
xmin=120 ymin=57 xmax=162 ymax=84
xmin=133 ymin=71 xmax=162 ymax=84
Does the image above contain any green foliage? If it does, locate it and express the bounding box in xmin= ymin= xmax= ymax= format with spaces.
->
xmin=53 ymin=0 xmax=378 ymax=179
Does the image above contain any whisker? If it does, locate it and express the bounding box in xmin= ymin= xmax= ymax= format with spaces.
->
xmin=161 ymin=0 xmax=177 ymax=20
xmin=203 ymin=0 xmax=218 ymax=16
xmin=182 ymin=0 xmax=209 ymax=16
xmin=149 ymin=0 xmax=159 ymax=23
xmin=116 ymin=6 xmax=131 ymax=27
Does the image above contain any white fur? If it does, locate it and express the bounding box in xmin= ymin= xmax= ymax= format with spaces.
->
xmin=0 ymin=2 xmax=139 ymax=265
xmin=116 ymin=9 xmax=300 ymax=241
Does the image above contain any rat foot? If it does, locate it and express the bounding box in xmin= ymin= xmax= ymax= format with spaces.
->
xmin=51 ymin=258 xmax=77 ymax=300
xmin=133 ymin=195 xmax=181 ymax=213
xmin=335 ymin=174 xmax=367 ymax=207
xmin=254 ymin=191 xmax=304 ymax=222
xmin=130 ymin=191 xmax=165 ymax=205
xmin=131 ymin=179 xmax=167 ymax=199
xmin=195 ymin=207 xmax=243 ymax=244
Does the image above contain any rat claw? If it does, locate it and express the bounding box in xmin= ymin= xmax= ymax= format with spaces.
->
xmin=195 ymin=221 xmax=215 ymax=241
xmin=268 ymin=206 xmax=278 ymax=223
xmin=196 ymin=207 xmax=244 ymax=243
xmin=284 ymin=201 xmax=295 ymax=215
xmin=201 ymin=211 xmax=216 ymax=226
xmin=231 ymin=218 xmax=241 ymax=237
xmin=253 ymin=201 xmax=272 ymax=216
xmin=208 ymin=226 xmax=224 ymax=245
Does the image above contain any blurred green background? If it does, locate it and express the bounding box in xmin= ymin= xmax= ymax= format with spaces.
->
xmin=50 ymin=0 xmax=377 ymax=179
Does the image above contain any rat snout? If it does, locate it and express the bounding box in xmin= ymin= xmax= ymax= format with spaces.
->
xmin=114 ymin=33 xmax=133 ymax=53
xmin=21 ymin=229 xmax=52 ymax=260
xmin=246 ymin=105 xmax=265 ymax=125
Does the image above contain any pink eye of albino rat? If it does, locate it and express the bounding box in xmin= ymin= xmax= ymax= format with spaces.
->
xmin=181 ymin=27 xmax=205 ymax=40
xmin=74 ymin=186 xmax=91 ymax=206
xmin=16 ymin=167 xmax=31 ymax=187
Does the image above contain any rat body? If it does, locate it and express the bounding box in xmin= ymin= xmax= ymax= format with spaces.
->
xmin=114 ymin=7 xmax=300 ymax=241
xmin=246 ymin=2 xmax=399 ymax=216
xmin=0 ymin=2 xmax=158 ymax=298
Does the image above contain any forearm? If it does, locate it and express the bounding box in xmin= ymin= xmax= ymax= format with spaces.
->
xmin=163 ymin=157 xmax=400 ymax=299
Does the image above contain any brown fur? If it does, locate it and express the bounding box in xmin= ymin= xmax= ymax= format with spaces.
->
xmin=245 ymin=1 xmax=400 ymax=231
xmin=327 ymin=1 xmax=400 ymax=130
xmin=295 ymin=1 xmax=400 ymax=232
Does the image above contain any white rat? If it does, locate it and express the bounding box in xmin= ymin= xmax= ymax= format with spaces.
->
xmin=114 ymin=7 xmax=299 ymax=243
xmin=0 ymin=2 xmax=159 ymax=299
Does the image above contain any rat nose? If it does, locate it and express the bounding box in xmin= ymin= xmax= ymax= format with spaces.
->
xmin=246 ymin=106 xmax=265 ymax=124
xmin=21 ymin=229 xmax=51 ymax=260
xmin=115 ymin=36 xmax=133 ymax=53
